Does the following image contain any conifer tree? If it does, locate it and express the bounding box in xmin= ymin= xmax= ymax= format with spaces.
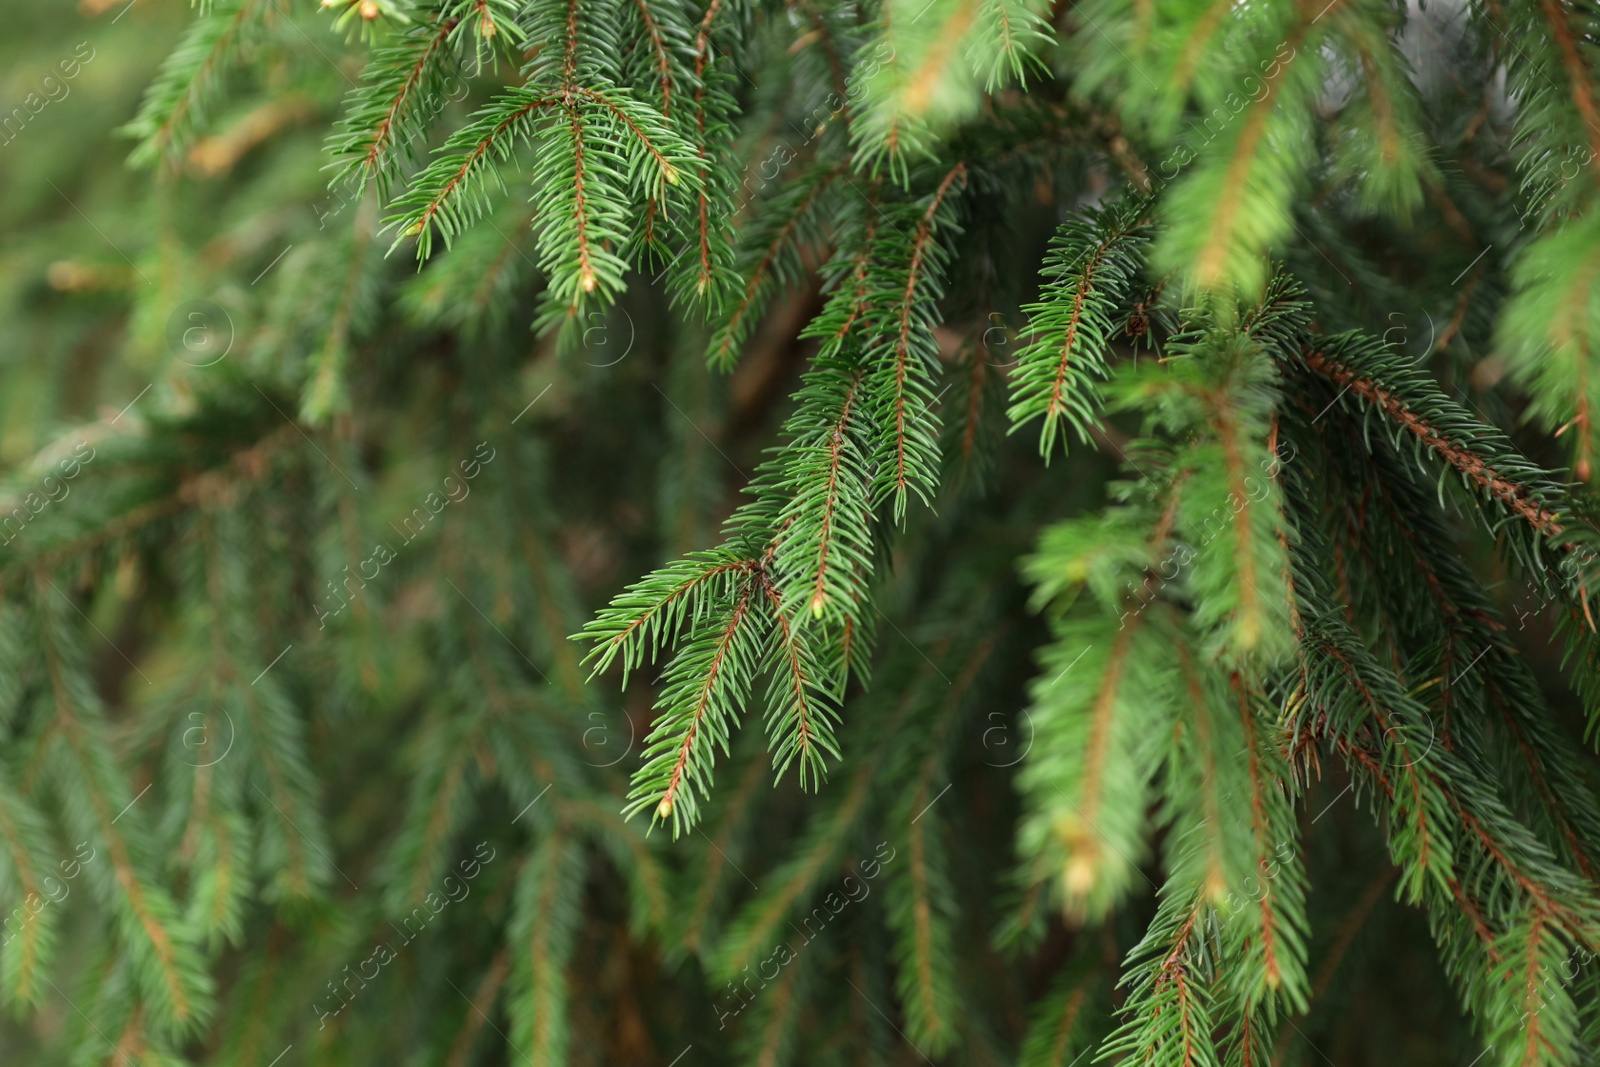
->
xmin=7 ymin=0 xmax=1600 ymax=1064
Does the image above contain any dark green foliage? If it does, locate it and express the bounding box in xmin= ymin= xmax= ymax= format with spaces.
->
xmin=9 ymin=0 xmax=1600 ymax=1064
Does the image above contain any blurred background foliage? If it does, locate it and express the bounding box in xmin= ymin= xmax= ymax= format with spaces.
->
xmin=0 ymin=0 xmax=1598 ymax=1065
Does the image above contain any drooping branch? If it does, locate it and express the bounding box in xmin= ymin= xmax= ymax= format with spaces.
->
xmin=1300 ymin=349 xmax=1567 ymax=542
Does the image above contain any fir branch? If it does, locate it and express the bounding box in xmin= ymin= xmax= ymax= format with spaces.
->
xmin=578 ymin=549 xmax=757 ymax=683
xmin=707 ymin=161 xmax=844 ymax=370
xmin=862 ymin=162 xmax=967 ymax=519
xmin=1297 ymin=348 xmax=1567 ymax=543
xmin=125 ymin=0 xmax=274 ymax=168
xmin=1100 ymin=890 xmax=1222 ymax=1067
xmin=896 ymin=798 xmax=959 ymax=1054
xmin=739 ymin=945 xmax=808 ymax=1067
xmin=1017 ymin=956 xmax=1100 ymax=1067
xmin=674 ymin=0 xmax=741 ymax=308
xmin=508 ymin=832 xmax=584 ymax=1066
xmin=770 ymin=358 xmax=872 ymax=629
xmin=756 ymin=571 xmax=842 ymax=788
xmin=1149 ymin=7 xmax=1326 ymax=294
xmin=0 ymin=771 xmax=56 ymax=1006
xmin=386 ymin=87 xmax=560 ymax=258
xmin=884 ymin=634 xmax=994 ymax=1054
xmin=1006 ymin=196 xmax=1151 ymax=460
xmin=571 ymin=85 xmax=685 ymax=188
xmin=1297 ymin=624 xmax=1452 ymax=900
xmin=711 ymin=761 xmax=874 ymax=977
xmin=1498 ymin=216 xmax=1600 ymax=482
xmin=1537 ymin=0 xmax=1600 ymax=166
xmin=1016 ymin=604 xmax=1172 ymax=921
xmin=851 ymin=0 xmax=1050 ymax=179
xmin=630 ymin=0 xmax=676 ymax=118
xmin=626 ymin=571 xmax=763 ymax=834
xmin=327 ymin=10 xmax=462 ymax=192
xmin=36 ymin=582 xmax=212 ymax=1034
